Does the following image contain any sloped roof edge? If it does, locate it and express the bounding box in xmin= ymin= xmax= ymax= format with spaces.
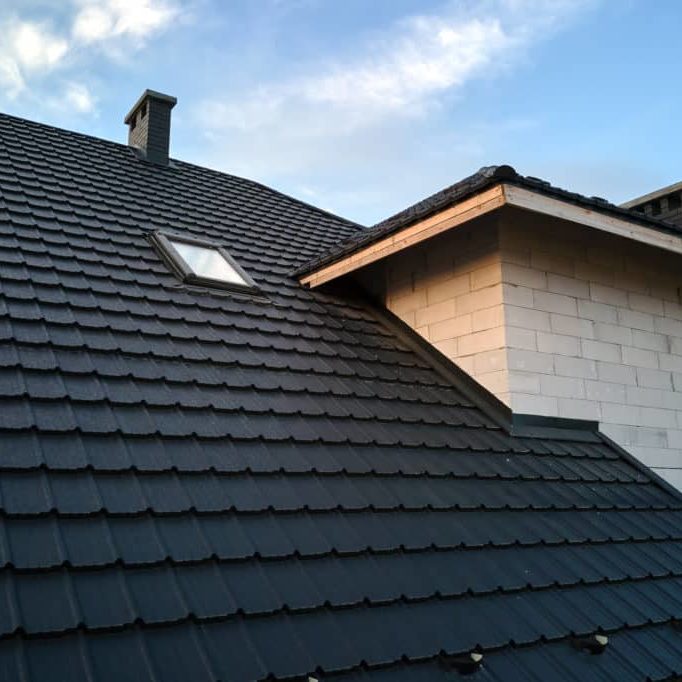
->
xmin=373 ymin=299 xmax=682 ymax=507
xmin=621 ymin=178 xmax=682 ymax=209
xmin=295 ymin=165 xmax=682 ymax=280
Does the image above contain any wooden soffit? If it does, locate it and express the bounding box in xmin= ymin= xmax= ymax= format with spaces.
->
xmin=299 ymin=183 xmax=682 ymax=288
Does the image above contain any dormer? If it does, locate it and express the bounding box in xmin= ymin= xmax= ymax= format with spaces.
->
xmin=298 ymin=166 xmax=682 ymax=487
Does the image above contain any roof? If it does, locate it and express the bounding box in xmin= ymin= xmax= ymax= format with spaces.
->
xmin=1 ymin=111 xmax=682 ymax=681
xmin=621 ymin=179 xmax=682 ymax=209
xmin=295 ymin=164 xmax=682 ymax=278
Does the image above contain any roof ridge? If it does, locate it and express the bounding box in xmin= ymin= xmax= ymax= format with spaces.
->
xmin=0 ymin=110 xmax=131 ymax=154
xmin=371 ymin=164 xmax=516 ymax=231
xmin=173 ymin=156 xmax=365 ymax=231
xmin=0 ymin=110 xmax=363 ymax=236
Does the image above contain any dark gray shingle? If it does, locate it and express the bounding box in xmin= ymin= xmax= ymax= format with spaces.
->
xmin=0 ymin=112 xmax=681 ymax=680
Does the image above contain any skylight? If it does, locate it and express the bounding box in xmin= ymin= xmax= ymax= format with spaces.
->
xmin=169 ymin=239 xmax=247 ymax=285
xmin=151 ymin=231 xmax=259 ymax=294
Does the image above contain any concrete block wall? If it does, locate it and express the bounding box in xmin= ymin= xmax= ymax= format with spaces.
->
xmin=382 ymin=209 xmax=682 ymax=489
xmin=498 ymin=213 xmax=682 ymax=487
xmin=385 ymin=218 xmax=509 ymax=397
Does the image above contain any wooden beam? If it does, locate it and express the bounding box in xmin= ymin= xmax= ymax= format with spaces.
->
xmin=299 ymin=185 xmax=506 ymax=288
xmin=503 ymin=184 xmax=682 ymax=256
xmin=299 ymin=182 xmax=682 ymax=289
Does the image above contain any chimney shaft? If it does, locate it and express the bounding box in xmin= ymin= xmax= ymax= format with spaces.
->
xmin=124 ymin=90 xmax=177 ymax=166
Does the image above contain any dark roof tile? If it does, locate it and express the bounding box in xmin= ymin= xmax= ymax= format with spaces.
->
xmin=0 ymin=111 xmax=680 ymax=681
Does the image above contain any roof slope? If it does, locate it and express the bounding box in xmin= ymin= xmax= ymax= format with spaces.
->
xmin=296 ymin=164 xmax=682 ymax=277
xmin=1 ymin=113 xmax=682 ymax=681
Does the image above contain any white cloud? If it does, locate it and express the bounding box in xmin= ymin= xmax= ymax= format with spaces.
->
xmin=11 ymin=20 xmax=68 ymax=70
xmin=0 ymin=55 xmax=24 ymax=98
xmin=198 ymin=1 xmax=586 ymax=139
xmin=44 ymin=81 xmax=97 ymax=114
xmin=0 ymin=0 xmax=182 ymax=105
xmin=72 ymin=0 xmax=181 ymax=45
xmin=302 ymin=16 xmax=510 ymax=114
xmin=72 ymin=6 xmax=114 ymax=43
xmin=0 ymin=18 xmax=68 ymax=97
xmin=63 ymin=81 xmax=96 ymax=113
xmin=200 ymin=13 xmax=514 ymax=136
xmin=193 ymin=0 xmax=595 ymax=222
xmin=185 ymin=0 xmax=597 ymax=222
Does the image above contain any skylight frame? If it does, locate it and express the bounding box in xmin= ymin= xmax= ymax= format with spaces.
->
xmin=151 ymin=230 xmax=260 ymax=295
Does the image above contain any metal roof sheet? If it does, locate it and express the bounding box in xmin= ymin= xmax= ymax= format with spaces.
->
xmin=0 ymin=111 xmax=681 ymax=679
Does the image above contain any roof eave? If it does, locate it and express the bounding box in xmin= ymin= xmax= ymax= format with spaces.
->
xmin=621 ymin=179 xmax=682 ymax=209
xmin=298 ymin=182 xmax=682 ymax=289
xmin=299 ymin=183 xmax=506 ymax=288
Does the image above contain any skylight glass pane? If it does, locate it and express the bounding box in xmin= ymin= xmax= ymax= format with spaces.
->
xmin=170 ymin=240 xmax=248 ymax=285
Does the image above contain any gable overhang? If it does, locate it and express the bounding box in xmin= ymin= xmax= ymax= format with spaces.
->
xmin=299 ymin=183 xmax=682 ymax=289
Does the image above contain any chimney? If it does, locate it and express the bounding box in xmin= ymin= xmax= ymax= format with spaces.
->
xmin=124 ymin=89 xmax=177 ymax=166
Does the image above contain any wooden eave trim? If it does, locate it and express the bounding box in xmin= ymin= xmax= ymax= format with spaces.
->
xmin=503 ymin=185 xmax=682 ymax=256
xmin=299 ymin=183 xmax=682 ymax=289
xmin=298 ymin=185 xmax=506 ymax=288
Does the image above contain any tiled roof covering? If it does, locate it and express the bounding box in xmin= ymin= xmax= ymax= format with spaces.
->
xmin=1 ymin=111 xmax=682 ymax=681
xmin=295 ymin=164 xmax=682 ymax=277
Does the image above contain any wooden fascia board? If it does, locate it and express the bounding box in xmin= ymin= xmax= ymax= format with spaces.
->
xmin=299 ymin=185 xmax=506 ymax=288
xmin=299 ymin=182 xmax=682 ymax=289
xmin=503 ymin=184 xmax=682 ymax=256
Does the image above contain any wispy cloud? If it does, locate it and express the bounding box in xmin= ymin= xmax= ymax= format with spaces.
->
xmin=42 ymin=80 xmax=97 ymax=115
xmin=199 ymin=1 xmax=591 ymax=133
xmin=11 ymin=19 xmax=68 ymax=71
xmin=0 ymin=18 xmax=68 ymax=97
xmin=72 ymin=0 xmax=180 ymax=47
xmin=199 ymin=12 xmax=514 ymax=136
xmin=63 ymin=81 xmax=97 ymax=113
xmin=301 ymin=16 xmax=510 ymax=115
xmin=0 ymin=0 xmax=182 ymax=103
xmin=194 ymin=0 xmax=594 ymax=215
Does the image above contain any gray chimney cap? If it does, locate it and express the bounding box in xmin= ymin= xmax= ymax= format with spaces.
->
xmin=124 ymin=89 xmax=177 ymax=124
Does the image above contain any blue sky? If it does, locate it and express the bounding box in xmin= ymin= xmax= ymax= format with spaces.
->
xmin=0 ymin=0 xmax=680 ymax=225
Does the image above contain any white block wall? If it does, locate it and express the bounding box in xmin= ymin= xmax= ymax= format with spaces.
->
xmin=498 ymin=213 xmax=682 ymax=488
xmin=385 ymin=219 xmax=509 ymax=397
xmin=383 ymin=211 xmax=682 ymax=489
